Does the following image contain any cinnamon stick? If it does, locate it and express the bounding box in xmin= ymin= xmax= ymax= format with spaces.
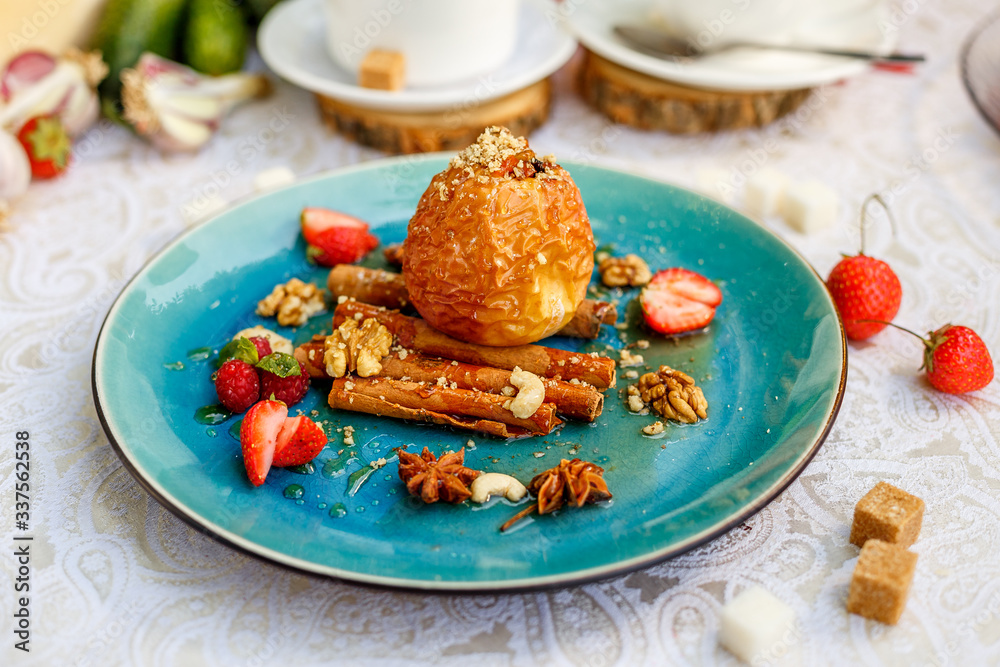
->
xmin=333 ymin=301 xmax=618 ymax=389
xmin=327 ymin=265 xmax=408 ymax=310
xmin=379 ymin=353 xmax=604 ymax=422
xmin=297 ymin=339 xmax=604 ymax=421
xmin=326 ymin=264 xmax=617 ymax=339
xmin=328 ymin=377 xmax=561 ymax=437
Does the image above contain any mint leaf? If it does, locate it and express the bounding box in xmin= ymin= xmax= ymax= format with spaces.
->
xmin=256 ymin=352 xmax=301 ymax=377
xmin=218 ymin=337 xmax=259 ymax=367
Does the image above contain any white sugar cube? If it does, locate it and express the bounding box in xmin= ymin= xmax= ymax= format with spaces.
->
xmin=745 ymin=169 xmax=789 ymax=218
xmin=719 ymin=586 xmax=796 ymax=663
xmin=782 ymin=180 xmax=838 ymax=233
xmin=695 ymin=168 xmax=735 ymax=203
xmin=253 ymin=166 xmax=296 ymax=192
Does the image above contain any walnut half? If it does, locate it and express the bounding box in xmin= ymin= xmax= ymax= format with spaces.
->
xmin=599 ymin=254 xmax=652 ymax=287
xmin=324 ymin=317 xmax=393 ymax=378
xmin=636 ymin=366 xmax=708 ymax=424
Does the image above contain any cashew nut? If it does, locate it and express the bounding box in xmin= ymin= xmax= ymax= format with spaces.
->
xmin=507 ymin=366 xmax=545 ymax=419
xmin=470 ymin=473 xmax=528 ymax=504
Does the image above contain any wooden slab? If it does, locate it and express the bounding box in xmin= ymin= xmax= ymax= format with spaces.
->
xmin=316 ymin=79 xmax=552 ymax=154
xmin=579 ymin=49 xmax=812 ymax=133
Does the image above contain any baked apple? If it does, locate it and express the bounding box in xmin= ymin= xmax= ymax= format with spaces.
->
xmin=403 ymin=127 xmax=595 ymax=346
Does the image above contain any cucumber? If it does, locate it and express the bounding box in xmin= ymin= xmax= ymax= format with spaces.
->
xmin=183 ymin=0 xmax=249 ymax=76
xmin=93 ymin=0 xmax=188 ymax=100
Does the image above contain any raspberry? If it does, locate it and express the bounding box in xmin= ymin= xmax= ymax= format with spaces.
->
xmin=248 ymin=336 xmax=272 ymax=360
xmin=309 ymin=226 xmax=379 ymax=266
xmin=215 ymin=359 xmax=260 ymax=413
xmin=259 ymin=359 xmax=310 ymax=406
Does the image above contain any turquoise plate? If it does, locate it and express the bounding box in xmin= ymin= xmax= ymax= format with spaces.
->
xmin=93 ymin=156 xmax=846 ymax=591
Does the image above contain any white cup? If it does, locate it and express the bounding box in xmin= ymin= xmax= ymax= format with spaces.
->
xmin=654 ymin=0 xmax=878 ymax=47
xmin=324 ymin=0 xmax=521 ymax=88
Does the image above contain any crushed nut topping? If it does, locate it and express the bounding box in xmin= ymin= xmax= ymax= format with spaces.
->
xmin=324 ymin=317 xmax=393 ymax=378
xmin=599 ymin=254 xmax=653 ymax=287
xmin=637 ymin=366 xmax=708 ymax=424
xmin=256 ymin=278 xmax=325 ymax=327
xmin=449 ymin=126 xmax=528 ymax=172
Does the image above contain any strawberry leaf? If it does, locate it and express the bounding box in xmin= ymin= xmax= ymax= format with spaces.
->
xmin=257 ymin=352 xmax=302 ymax=377
xmin=218 ymin=337 xmax=259 ymax=367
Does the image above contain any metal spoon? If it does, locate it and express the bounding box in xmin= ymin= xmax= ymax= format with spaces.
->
xmin=614 ymin=25 xmax=926 ymax=64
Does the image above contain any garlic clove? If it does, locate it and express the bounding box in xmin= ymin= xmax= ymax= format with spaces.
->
xmin=0 ymin=130 xmax=31 ymax=201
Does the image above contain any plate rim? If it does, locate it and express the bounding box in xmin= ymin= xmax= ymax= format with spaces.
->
xmin=564 ymin=0 xmax=894 ymax=91
xmin=258 ymin=0 xmax=578 ymax=113
xmin=92 ymin=154 xmax=848 ymax=592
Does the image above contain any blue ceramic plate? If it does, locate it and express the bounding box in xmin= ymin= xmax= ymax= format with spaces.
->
xmin=93 ymin=156 xmax=846 ymax=591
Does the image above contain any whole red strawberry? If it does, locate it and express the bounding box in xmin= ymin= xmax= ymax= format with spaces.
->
xmin=827 ymin=255 xmax=902 ymax=340
xmin=215 ymin=359 xmax=260 ymax=413
xmin=258 ymin=353 xmax=310 ymax=406
xmin=921 ymin=325 xmax=994 ymax=394
xmin=17 ymin=115 xmax=71 ymax=179
xmin=826 ymin=194 xmax=902 ymax=341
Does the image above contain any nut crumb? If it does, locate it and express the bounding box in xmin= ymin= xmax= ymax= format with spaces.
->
xmin=642 ymin=421 xmax=665 ymax=436
xmin=256 ymin=278 xmax=325 ymax=327
xmin=619 ymin=349 xmax=645 ymax=367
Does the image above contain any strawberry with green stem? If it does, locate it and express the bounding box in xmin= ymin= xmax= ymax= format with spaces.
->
xmin=827 ymin=194 xmax=902 ymax=341
xmin=17 ymin=115 xmax=71 ymax=179
xmin=864 ymin=321 xmax=994 ymax=394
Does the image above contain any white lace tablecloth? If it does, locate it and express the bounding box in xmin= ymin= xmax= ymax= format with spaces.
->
xmin=3 ymin=1 xmax=1000 ymax=664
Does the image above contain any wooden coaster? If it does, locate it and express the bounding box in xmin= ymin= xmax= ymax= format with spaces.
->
xmin=316 ymin=79 xmax=552 ymax=154
xmin=579 ymin=49 xmax=812 ymax=133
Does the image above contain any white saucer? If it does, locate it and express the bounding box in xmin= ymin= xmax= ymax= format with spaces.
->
xmin=258 ymin=0 xmax=577 ymax=112
xmin=564 ymin=0 xmax=897 ymax=91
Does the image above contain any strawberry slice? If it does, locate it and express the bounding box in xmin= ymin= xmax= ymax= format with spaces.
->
xmin=273 ymin=415 xmax=327 ymax=467
xmin=640 ymin=268 xmax=723 ymax=335
xmin=300 ymin=207 xmax=369 ymax=246
xmin=240 ymin=399 xmax=288 ymax=486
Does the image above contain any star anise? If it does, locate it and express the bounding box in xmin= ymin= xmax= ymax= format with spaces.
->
xmin=396 ymin=446 xmax=481 ymax=504
xmin=500 ymin=458 xmax=612 ymax=531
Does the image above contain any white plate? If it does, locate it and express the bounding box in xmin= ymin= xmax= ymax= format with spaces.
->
xmin=258 ymin=0 xmax=577 ymax=112
xmin=564 ymin=0 xmax=897 ymax=91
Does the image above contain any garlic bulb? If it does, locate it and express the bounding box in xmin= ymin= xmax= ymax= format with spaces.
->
xmin=0 ymin=48 xmax=107 ymax=137
xmin=121 ymin=53 xmax=270 ymax=153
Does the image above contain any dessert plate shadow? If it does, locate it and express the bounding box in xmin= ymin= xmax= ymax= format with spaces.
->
xmin=92 ymin=155 xmax=846 ymax=592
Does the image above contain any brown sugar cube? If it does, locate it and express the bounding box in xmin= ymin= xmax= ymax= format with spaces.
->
xmin=358 ymin=50 xmax=405 ymax=91
xmin=849 ymin=481 xmax=924 ymax=548
xmin=846 ymin=539 xmax=917 ymax=625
